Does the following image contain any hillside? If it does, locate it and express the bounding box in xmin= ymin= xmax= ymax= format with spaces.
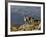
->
xmin=11 ymin=19 xmax=41 ymax=32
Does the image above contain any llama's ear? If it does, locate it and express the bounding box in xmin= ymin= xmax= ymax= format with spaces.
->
xmin=24 ymin=17 xmax=26 ymax=21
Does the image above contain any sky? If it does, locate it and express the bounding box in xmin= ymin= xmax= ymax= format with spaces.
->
xmin=11 ymin=5 xmax=41 ymax=25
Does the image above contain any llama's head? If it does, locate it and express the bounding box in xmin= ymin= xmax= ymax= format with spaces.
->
xmin=24 ymin=16 xmax=32 ymax=24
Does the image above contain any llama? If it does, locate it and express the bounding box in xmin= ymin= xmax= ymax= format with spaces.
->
xmin=24 ymin=16 xmax=33 ymax=24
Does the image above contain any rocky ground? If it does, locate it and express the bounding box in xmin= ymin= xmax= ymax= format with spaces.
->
xmin=11 ymin=20 xmax=41 ymax=32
